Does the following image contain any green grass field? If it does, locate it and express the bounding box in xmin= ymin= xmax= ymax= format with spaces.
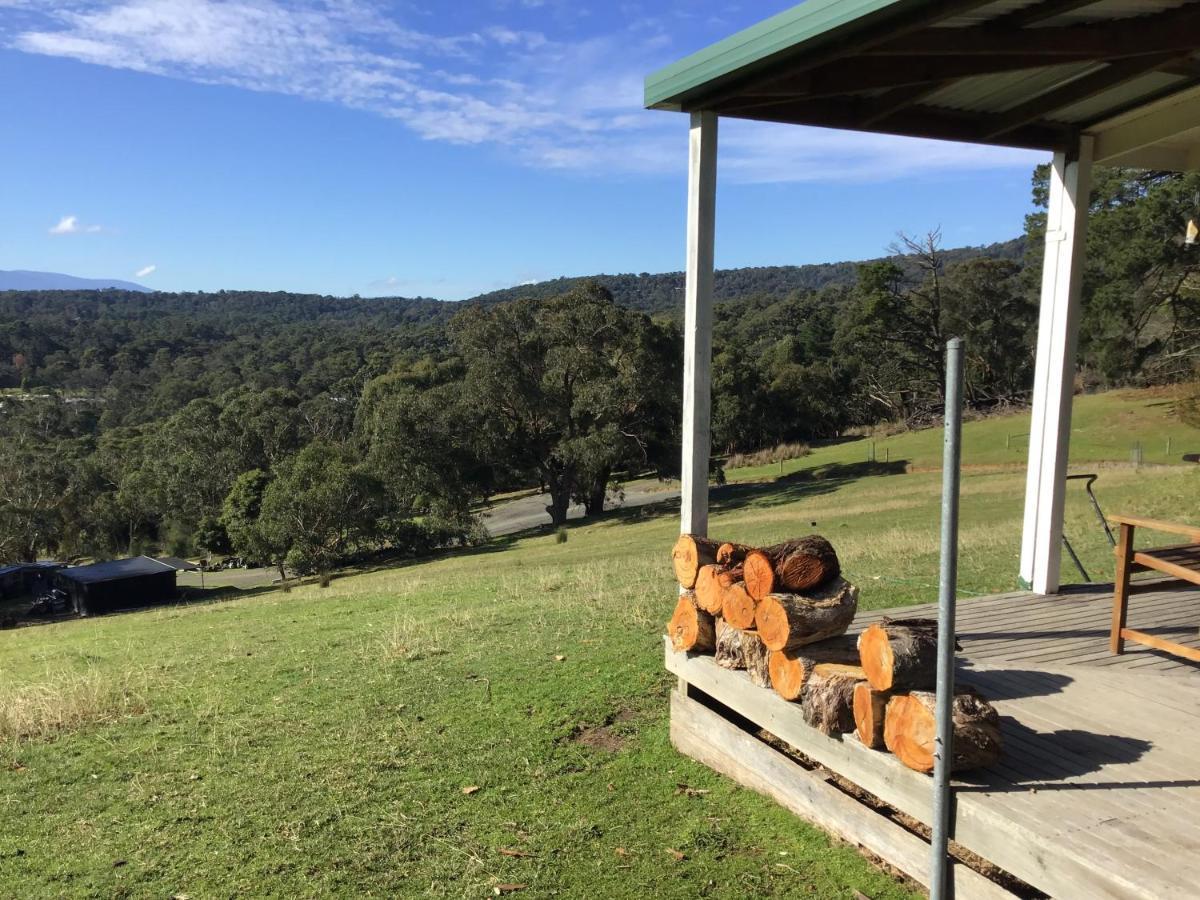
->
xmin=1 ymin=388 xmax=1197 ymax=897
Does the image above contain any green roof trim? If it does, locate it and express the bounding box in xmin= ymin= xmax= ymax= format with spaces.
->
xmin=644 ymin=0 xmax=916 ymax=110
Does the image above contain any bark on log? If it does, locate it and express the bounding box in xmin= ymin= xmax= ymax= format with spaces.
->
xmin=884 ymin=690 xmax=1002 ymax=774
xmin=714 ymin=619 xmax=746 ymax=670
xmin=695 ymin=563 xmax=743 ymax=616
xmin=721 ymin=581 xmax=756 ymax=630
xmin=852 ymin=682 xmax=890 ymax=750
xmin=743 ymin=536 xmax=840 ymax=600
xmin=671 ymin=534 xmax=721 ymax=589
xmin=767 ymin=635 xmax=861 ymax=702
xmin=857 ymin=618 xmax=941 ymax=692
xmin=668 ymin=591 xmax=716 ymax=653
xmin=716 ymin=542 xmax=753 ymax=567
xmin=754 ymin=577 xmax=859 ymax=652
xmin=740 ymin=630 xmax=772 ymax=689
xmin=801 ymin=663 xmax=867 ymax=736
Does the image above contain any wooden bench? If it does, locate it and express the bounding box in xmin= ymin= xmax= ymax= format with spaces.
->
xmin=1110 ymin=514 xmax=1200 ymax=662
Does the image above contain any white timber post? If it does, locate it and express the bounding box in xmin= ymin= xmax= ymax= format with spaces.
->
xmin=680 ymin=111 xmax=718 ymax=537
xmin=1019 ymin=135 xmax=1093 ymax=594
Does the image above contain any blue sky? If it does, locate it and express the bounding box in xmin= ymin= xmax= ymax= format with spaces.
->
xmin=0 ymin=1 xmax=1047 ymax=300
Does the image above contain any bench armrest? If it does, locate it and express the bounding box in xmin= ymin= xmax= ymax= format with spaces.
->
xmin=1108 ymin=514 xmax=1200 ymax=542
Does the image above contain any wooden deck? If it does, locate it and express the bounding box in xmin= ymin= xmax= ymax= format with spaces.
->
xmin=667 ymin=578 xmax=1200 ymax=899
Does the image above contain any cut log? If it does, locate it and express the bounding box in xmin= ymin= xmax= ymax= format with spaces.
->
xmin=801 ymin=663 xmax=866 ymax=736
xmin=743 ymin=536 xmax=840 ymax=600
xmin=714 ymin=619 xmax=746 ymax=670
xmin=716 ymin=542 xmax=752 ymax=566
xmin=695 ymin=563 xmax=743 ymax=615
xmin=857 ymin=618 xmax=941 ymax=692
xmin=667 ymin=591 xmax=716 ymax=653
xmin=721 ymin=581 xmax=756 ymax=630
xmin=884 ymin=690 xmax=1003 ymax=774
xmin=671 ymin=534 xmax=720 ymax=589
xmin=767 ymin=635 xmax=861 ymax=702
xmin=740 ymin=630 xmax=772 ymax=688
xmin=754 ymin=577 xmax=859 ymax=652
xmin=852 ymin=682 xmax=890 ymax=749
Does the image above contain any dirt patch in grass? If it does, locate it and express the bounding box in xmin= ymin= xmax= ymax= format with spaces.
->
xmin=568 ymin=708 xmax=637 ymax=752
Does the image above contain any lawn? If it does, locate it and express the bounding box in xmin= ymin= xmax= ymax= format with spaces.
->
xmin=1 ymin=388 xmax=1197 ymax=897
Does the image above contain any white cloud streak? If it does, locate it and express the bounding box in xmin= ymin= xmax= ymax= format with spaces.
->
xmin=49 ymin=214 xmax=102 ymax=234
xmin=135 ymin=263 xmax=156 ymax=277
xmin=6 ymin=1 xmax=1043 ymax=183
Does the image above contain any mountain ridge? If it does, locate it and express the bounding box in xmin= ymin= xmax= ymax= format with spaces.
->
xmin=0 ymin=269 xmax=152 ymax=292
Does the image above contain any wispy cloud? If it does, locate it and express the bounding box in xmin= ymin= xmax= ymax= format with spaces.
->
xmin=48 ymin=214 xmax=102 ymax=235
xmin=5 ymin=1 xmax=1042 ymax=183
xmin=135 ymin=263 xmax=156 ymax=277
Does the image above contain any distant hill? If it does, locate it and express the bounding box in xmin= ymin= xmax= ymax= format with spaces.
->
xmin=466 ymin=237 xmax=1026 ymax=314
xmin=0 ymin=270 xmax=151 ymax=292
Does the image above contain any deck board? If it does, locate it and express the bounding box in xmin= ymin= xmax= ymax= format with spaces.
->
xmin=667 ymin=577 xmax=1200 ymax=899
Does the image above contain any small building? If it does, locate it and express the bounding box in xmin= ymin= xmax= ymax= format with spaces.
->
xmin=0 ymin=561 xmax=65 ymax=600
xmin=56 ymin=556 xmax=177 ymax=617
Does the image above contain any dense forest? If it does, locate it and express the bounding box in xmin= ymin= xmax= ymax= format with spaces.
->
xmin=1 ymin=166 xmax=1196 ymax=572
xmin=467 ymin=239 xmax=1025 ymax=313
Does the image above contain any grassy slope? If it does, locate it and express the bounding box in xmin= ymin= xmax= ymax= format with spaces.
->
xmin=1 ymin=388 xmax=1197 ymax=898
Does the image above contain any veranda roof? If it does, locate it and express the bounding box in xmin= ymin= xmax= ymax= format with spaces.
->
xmin=645 ymin=0 xmax=1200 ymax=167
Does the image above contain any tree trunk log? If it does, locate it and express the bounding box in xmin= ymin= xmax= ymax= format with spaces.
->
xmin=695 ymin=563 xmax=743 ymax=615
xmin=801 ymin=663 xmax=866 ymax=736
xmin=852 ymin=682 xmax=890 ymax=749
xmin=672 ymin=534 xmax=721 ymax=589
xmin=743 ymin=536 xmax=840 ymax=600
xmin=857 ymin=618 xmax=941 ymax=692
xmin=740 ymin=629 xmax=772 ymax=688
xmin=721 ymin=581 xmax=756 ymax=630
xmin=767 ymin=635 xmax=861 ymax=702
xmin=714 ymin=619 xmax=746 ymax=670
xmin=884 ymin=690 xmax=1002 ymax=774
xmin=716 ymin=542 xmax=752 ymax=566
xmin=668 ymin=591 xmax=715 ymax=653
xmin=754 ymin=577 xmax=859 ymax=652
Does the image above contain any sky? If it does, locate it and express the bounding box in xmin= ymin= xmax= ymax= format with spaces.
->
xmin=0 ymin=1 xmax=1048 ymax=300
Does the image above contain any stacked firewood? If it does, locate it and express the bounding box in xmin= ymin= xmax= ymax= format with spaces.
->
xmin=668 ymin=534 xmax=1001 ymax=774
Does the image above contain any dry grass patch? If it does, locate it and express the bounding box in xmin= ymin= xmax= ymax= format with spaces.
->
xmin=726 ymin=441 xmax=811 ymax=470
xmin=0 ymin=668 xmax=146 ymax=748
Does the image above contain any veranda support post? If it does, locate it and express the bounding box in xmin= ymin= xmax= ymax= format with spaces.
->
xmin=1019 ymin=136 xmax=1093 ymax=594
xmin=680 ymin=110 xmax=718 ymax=538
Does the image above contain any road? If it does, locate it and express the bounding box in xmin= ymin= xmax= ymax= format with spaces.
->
xmin=481 ymin=478 xmax=679 ymax=537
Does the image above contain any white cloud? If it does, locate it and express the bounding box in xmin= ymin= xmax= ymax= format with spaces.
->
xmin=135 ymin=263 xmax=156 ymax=277
xmin=48 ymin=214 xmax=102 ymax=234
xmin=6 ymin=2 xmax=1044 ymax=183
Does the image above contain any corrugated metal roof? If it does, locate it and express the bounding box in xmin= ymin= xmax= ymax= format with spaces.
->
xmin=59 ymin=556 xmax=175 ymax=585
xmin=645 ymin=1 xmax=1200 ymax=161
xmin=944 ymin=0 xmax=1191 ymax=27
xmin=155 ymin=556 xmax=199 ymax=572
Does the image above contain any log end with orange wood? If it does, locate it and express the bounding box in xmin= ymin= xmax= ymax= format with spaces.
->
xmin=754 ymin=577 xmax=858 ymax=652
xmin=667 ymin=591 xmax=715 ymax=653
xmin=857 ymin=618 xmax=940 ymax=692
xmin=716 ymin=542 xmax=752 ymax=567
xmin=721 ymin=581 xmax=756 ymax=630
xmin=671 ymin=534 xmax=720 ymax=589
xmin=883 ymin=690 xmax=1002 ymax=774
xmin=767 ymin=635 xmax=860 ymax=702
xmin=852 ymin=682 xmax=889 ymax=749
xmin=743 ymin=536 xmax=840 ymax=600
xmin=695 ymin=563 xmax=743 ymax=615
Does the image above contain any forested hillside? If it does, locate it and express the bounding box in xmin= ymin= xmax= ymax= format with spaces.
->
xmin=0 ymin=166 xmax=1195 ymax=572
xmin=467 ymin=239 xmax=1025 ymax=313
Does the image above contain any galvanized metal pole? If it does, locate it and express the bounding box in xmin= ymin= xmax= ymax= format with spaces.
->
xmin=930 ymin=337 xmax=964 ymax=900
